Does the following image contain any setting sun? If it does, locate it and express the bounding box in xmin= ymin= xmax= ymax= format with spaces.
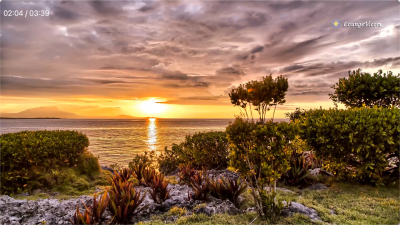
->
xmin=139 ymin=99 xmax=166 ymax=116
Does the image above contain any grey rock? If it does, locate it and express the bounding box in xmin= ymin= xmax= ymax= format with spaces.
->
xmin=101 ymin=166 xmax=115 ymax=174
xmin=32 ymin=189 xmax=42 ymax=195
xmin=193 ymin=206 xmax=213 ymax=216
xmin=307 ymin=183 xmax=328 ymax=190
xmin=282 ymin=201 xmax=322 ymax=221
xmin=329 ymin=209 xmax=336 ymax=215
xmin=308 ymin=168 xmax=321 ymax=176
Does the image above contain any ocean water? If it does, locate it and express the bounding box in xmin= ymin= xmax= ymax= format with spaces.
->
xmin=0 ymin=118 xmax=233 ymax=166
xmin=0 ymin=118 xmax=288 ymax=166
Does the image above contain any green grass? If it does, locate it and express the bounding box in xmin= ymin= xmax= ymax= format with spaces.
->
xmin=141 ymin=182 xmax=399 ymax=225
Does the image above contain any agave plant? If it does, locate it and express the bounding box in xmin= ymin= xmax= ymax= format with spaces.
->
xmin=142 ymin=168 xmax=156 ymax=187
xmin=150 ymin=173 xmax=170 ymax=204
xmin=70 ymin=203 xmax=93 ymax=225
xmin=190 ymin=170 xmax=211 ymax=201
xmin=178 ymin=164 xmax=196 ymax=185
xmin=107 ymin=181 xmax=146 ymax=223
xmin=209 ymin=176 xmax=247 ymax=207
xmin=284 ymin=154 xmax=311 ymax=186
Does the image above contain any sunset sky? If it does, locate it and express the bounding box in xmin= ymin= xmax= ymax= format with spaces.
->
xmin=1 ymin=1 xmax=399 ymax=118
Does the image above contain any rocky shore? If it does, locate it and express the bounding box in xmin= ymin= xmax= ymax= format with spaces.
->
xmin=0 ymin=180 xmax=323 ymax=224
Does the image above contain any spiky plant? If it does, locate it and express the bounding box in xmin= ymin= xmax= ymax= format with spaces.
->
xmin=142 ymin=168 xmax=156 ymax=187
xmin=92 ymin=190 xmax=109 ymax=223
xmin=209 ymin=176 xmax=247 ymax=207
xmin=284 ymin=154 xmax=311 ymax=186
xmin=178 ymin=164 xmax=196 ymax=185
xmin=190 ymin=170 xmax=211 ymax=201
xmin=69 ymin=203 xmax=93 ymax=225
xmin=107 ymin=181 xmax=146 ymax=223
xmin=131 ymin=164 xmax=146 ymax=185
xmin=150 ymin=172 xmax=170 ymax=204
xmin=118 ymin=168 xmax=133 ymax=182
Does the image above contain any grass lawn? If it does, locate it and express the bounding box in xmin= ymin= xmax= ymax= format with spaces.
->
xmin=145 ymin=182 xmax=399 ymax=225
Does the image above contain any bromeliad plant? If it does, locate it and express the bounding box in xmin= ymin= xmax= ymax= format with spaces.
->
xmin=70 ymin=204 xmax=93 ymax=225
xmin=284 ymin=154 xmax=311 ymax=186
xmin=69 ymin=191 xmax=109 ymax=224
xmin=130 ymin=164 xmax=146 ymax=185
xmin=150 ymin=172 xmax=170 ymax=204
xmin=142 ymin=168 xmax=156 ymax=187
xmin=209 ymin=176 xmax=247 ymax=207
xmin=107 ymin=177 xmax=146 ymax=223
xmin=190 ymin=170 xmax=211 ymax=201
xmin=178 ymin=164 xmax=196 ymax=185
xmin=117 ymin=168 xmax=133 ymax=182
xmin=92 ymin=190 xmax=110 ymax=223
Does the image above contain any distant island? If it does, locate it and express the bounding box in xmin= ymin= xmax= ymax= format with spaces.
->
xmin=0 ymin=117 xmax=61 ymax=119
xmin=0 ymin=107 xmax=141 ymax=119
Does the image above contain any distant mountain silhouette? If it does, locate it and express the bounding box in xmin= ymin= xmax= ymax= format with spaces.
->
xmin=1 ymin=107 xmax=81 ymax=119
xmin=0 ymin=107 xmax=140 ymax=119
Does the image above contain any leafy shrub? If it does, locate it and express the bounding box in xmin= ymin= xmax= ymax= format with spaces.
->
xmin=209 ymin=176 xmax=247 ymax=207
xmin=0 ymin=130 xmax=90 ymax=194
xmin=190 ymin=170 xmax=211 ymax=201
xmin=130 ymin=151 xmax=156 ymax=169
xmin=157 ymin=132 xmax=229 ymax=174
xmin=177 ymin=164 xmax=196 ymax=185
xmin=329 ymin=69 xmax=400 ymax=108
xmin=150 ymin=173 xmax=170 ymax=204
xmin=226 ymin=118 xmax=297 ymax=218
xmin=298 ymin=106 xmax=399 ymax=185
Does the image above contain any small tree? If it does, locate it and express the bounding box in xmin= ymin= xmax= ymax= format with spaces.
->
xmin=229 ymin=75 xmax=288 ymax=123
xmin=329 ymin=69 xmax=400 ymax=108
xmin=227 ymin=118 xmax=298 ymax=219
xmin=284 ymin=108 xmax=306 ymax=122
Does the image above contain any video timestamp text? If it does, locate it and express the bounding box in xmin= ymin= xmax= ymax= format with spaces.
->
xmin=3 ymin=10 xmax=50 ymax=17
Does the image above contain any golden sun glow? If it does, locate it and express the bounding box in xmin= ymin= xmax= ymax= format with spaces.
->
xmin=139 ymin=99 xmax=166 ymax=116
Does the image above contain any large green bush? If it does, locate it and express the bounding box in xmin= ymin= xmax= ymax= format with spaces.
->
xmin=226 ymin=118 xmax=298 ymax=218
xmin=329 ymin=69 xmax=400 ymax=108
xmin=157 ymin=131 xmax=229 ymax=174
xmin=1 ymin=130 xmax=90 ymax=194
xmin=298 ymin=107 xmax=399 ymax=185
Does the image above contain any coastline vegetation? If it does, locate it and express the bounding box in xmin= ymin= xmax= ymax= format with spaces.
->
xmin=1 ymin=69 xmax=399 ymax=224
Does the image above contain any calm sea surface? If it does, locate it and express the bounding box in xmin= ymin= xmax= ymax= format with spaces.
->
xmin=0 ymin=118 xmax=234 ymax=166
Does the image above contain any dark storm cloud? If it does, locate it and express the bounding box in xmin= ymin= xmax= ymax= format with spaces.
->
xmin=216 ymin=66 xmax=245 ymax=76
xmin=250 ymin=45 xmax=264 ymax=54
xmin=1 ymin=0 xmax=399 ymax=105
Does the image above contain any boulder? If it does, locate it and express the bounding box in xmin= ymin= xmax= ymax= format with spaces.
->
xmin=282 ymin=201 xmax=322 ymax=222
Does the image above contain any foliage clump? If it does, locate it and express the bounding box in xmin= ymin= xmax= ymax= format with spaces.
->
xmin=298 ymin=106 xmax=399 ymax=185
xmin=157 ymin=131 xmax=229 ymax=174
xmin=227 ymin=118 xmax=298 ymax=219
xmin=209 ymin=176 xmax=247 ymax=207
xmin=0 ymin=130 xmax=96 ymax=194
xmin=228 ymin=75 xmax=288 ymax=123
xmin=329 ymin=69 xmax=400 ymax=108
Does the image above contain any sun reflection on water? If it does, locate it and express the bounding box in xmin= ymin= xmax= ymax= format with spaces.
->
xmin=147 ymin=118 xmax=157 ymax=151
